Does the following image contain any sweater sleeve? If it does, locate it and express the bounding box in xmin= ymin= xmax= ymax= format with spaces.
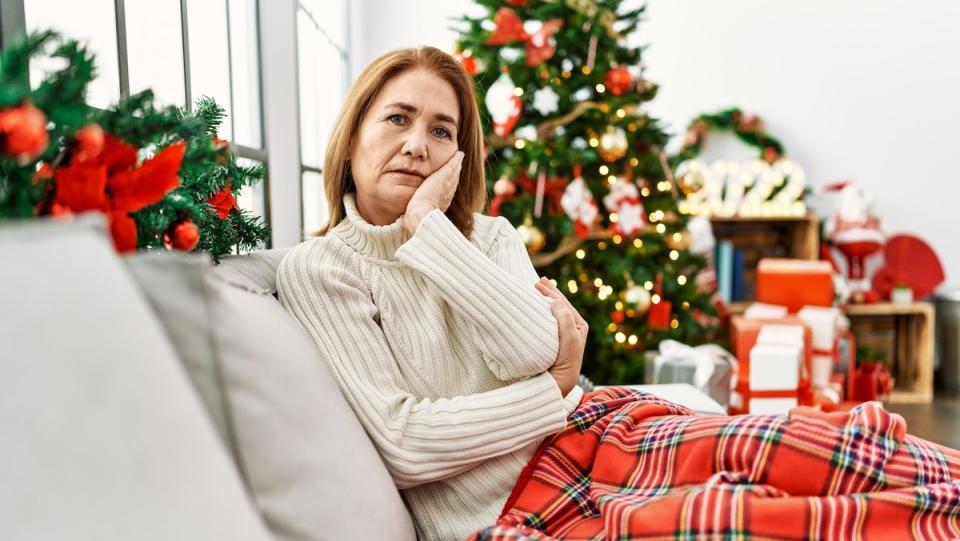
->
xmin=277 ymin=239 xmax=577 ymax=489
xmin=395 ymin=209 xmax=559 ymax=381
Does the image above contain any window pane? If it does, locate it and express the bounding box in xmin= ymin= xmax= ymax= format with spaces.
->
xmin=302 ymin=171 xmax=328 ymax=237
xmin=298 ymin=0 xmax=347 ymax=51
xmin=297 ymin=11 xmax=346 ymax=169
xmin=236 ymin=157 xmax=267 ymax=225
xmin=125 ymin=0 xmax=185 ymax=107
xmin=228 ymin=0 xmax=262 ymax=148
xmin=186 ymin=0 xmax=232 ymax=138
xmin=24 ymin=0 xmax=120 ymax=108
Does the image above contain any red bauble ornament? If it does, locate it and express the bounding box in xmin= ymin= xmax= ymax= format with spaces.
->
xmin=610 ymin=310 xmax=625 ymax=324
xmin=165 ymin=219 xmax=200 ymax=252
xmin=74 ymin=123 xmax=105 ymax=163
xmin=486 ymin=7 xmax=528 ymax=45
xmin=604 ymin=66 xmax=633 ymax=96
xmin=0 ymin=100 xmax=49 ymax=163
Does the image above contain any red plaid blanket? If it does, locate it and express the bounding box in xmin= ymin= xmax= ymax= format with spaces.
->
xmin=469 ymin=387 xmax=960 ymax=540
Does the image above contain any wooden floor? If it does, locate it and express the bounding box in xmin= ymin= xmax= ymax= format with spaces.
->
xmin=889 ymin=396 xmax=960 ymax=450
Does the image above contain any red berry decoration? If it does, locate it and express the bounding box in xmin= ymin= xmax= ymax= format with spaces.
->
xmin=165 ymin=219 xmax=200 ymax=251
xmin=74 ymin=123 xmax=105 ymax=163
xmin=0 ymin=100 xmax=49 ymax=163
xmin=611 ymin=310 xmax=625 ymax=324
xmin=604 ymin=66 xmax=633 ymax=96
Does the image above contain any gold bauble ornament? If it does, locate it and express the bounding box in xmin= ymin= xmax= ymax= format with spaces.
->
xmin=598 ymin=126 xmax=628 ymax=162
xmin=623 ymin=284 xmax=651 ymax=315
xmin=666 ymin=231 xmax=691 ymax=250
xmin=517 ymin=217 xmax=546 ymax=254
xmin=678 ymin=169 xmax=705 ymax=196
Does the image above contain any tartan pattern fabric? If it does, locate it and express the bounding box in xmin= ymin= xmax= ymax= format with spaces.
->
xmin=469 ymin=387 xmax=960 ymax=540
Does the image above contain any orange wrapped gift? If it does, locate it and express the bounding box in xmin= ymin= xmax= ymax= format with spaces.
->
xmin=756 ymin=259 xmax=834 ymax=313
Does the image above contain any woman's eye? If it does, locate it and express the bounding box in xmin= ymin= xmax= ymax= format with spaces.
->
xmin=433 ymin=127 xmax=452 ymax=139
xmin=387 ymin=114 xmax=406 ymax=125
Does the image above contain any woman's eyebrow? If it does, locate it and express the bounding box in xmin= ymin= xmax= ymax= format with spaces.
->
xmin=384 ymin=102 xmax=458 ymax=127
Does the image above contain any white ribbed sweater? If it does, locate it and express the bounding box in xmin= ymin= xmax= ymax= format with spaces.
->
xmin=277 ymin=193 xmax=583 ymax=540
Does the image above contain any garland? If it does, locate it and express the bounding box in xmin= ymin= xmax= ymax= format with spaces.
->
xmin=0 ymin=31 xmax=269 ymax=261
xmin=670 ymin=107 xmax=785 ymax=167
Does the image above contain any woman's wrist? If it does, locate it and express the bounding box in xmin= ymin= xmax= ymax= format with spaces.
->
xmin=402 ymin=205 xmax=436 ymax=236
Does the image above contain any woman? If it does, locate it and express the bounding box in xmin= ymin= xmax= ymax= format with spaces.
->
xmin=277 ymin=46 xmax=586 ymax=540
xmin=279 ymin=47 xmax=960 ymax=541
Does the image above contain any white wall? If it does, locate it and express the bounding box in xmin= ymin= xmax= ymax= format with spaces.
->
xmin=353 ymin=0 xmax=960 ymax=290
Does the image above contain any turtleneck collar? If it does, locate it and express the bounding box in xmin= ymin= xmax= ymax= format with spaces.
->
xmin=333 ymin=192 xmax=411 ymax=260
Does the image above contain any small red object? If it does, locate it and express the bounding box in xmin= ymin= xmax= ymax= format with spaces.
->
xmin=604 ymin=66 xmax=633 ymax=96
xmin=850 ymin=361 xmax=894 ymax=403
xmin=165 ymin=219 xmax=200 ymax=252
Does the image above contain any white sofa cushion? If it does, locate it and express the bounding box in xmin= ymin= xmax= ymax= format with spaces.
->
xmin=0 ymin=215 xmax=271 ymax=541
xmin=126 ymin=251 xmax=416 ymax=541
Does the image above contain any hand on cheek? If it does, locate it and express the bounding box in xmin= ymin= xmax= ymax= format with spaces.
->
xmin=402 ymin=150 xmax=464 ymax=235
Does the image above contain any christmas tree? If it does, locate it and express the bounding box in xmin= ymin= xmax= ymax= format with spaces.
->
xmin=454 ymin=0 xmax=720 ymax=383
xmin=0 ymin=31 xmax=269 ymax=260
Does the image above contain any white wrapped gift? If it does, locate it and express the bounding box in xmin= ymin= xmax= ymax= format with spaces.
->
xmin=749 ymin=343 xmax=801 ymax=391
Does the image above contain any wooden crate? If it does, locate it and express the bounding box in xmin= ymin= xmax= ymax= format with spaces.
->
xmin=846 ymin=302 xmax=935 ymax=404
xmin=710 ymin=213 xmax=819 ymax=304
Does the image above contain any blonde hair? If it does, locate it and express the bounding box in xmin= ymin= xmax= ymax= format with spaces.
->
xmin=315 ymin=46 xmax=487 ymax=237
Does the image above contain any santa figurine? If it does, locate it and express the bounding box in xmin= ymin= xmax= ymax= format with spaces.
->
xmin=821 ymin=181 xmax=884 ymax=303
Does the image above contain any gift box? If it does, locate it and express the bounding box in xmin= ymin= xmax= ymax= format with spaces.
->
xmin=648 ymin=340 xmax=736 ymax=408
xmin=729 ymin=316 xmax=813 ymax=415
xmin=756 ymin=259 xmax=834 ymax=313
xmin=750 ymin=343 xmax=801 ymax=391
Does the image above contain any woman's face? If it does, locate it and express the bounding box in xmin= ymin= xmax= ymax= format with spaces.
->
xmin=350 ymin=68 xmax=460 ymax=225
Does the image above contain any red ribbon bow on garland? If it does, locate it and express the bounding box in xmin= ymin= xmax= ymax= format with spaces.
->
xmin=516 ymin=169 xmax=567 ymax=217
xmin=53 ymin=133 xmax=186 ymax=253
xmin=485 ymin=8 xmax=563 ymax=67
xmin=488 ymin=169 xmax=567 ymax=218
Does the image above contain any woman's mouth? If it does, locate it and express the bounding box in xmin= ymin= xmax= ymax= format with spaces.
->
xmin=388 ymin=168 xmax=426 ymax=179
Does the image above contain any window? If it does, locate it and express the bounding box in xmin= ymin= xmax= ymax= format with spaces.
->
xmin=297 ymin=0 xmax=349 ymax=236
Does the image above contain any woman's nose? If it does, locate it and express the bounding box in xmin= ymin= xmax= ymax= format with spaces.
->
xmin=400 ymin=129 xmax=428 ymax=160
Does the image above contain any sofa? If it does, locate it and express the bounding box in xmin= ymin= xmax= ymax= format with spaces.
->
xmin=0 ymin=215 xmax=723 ymax=541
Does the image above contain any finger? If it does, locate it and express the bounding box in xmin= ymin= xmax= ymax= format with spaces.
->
xmin=538 ymin=278 xmax=578 ymax=313
xmin=535 ymin=281 xmax=565 ymax=302
xmin=550 ymin=301 xmax=577 ymax=340
xmin=445 ymin=150 xmax=464 ymax=172
xmin=537 ymin=277 xmax=587 ymax=328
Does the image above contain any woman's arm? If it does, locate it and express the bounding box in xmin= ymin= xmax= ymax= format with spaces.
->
xmin=395 ymin=209 xmax=559 ymax=381
xmin=277 ymin=239 xmax=579 ymax=489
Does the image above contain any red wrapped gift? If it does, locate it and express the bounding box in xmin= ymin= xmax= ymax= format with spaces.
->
xmin=756 ymin=259 xmax=834 ymax=313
